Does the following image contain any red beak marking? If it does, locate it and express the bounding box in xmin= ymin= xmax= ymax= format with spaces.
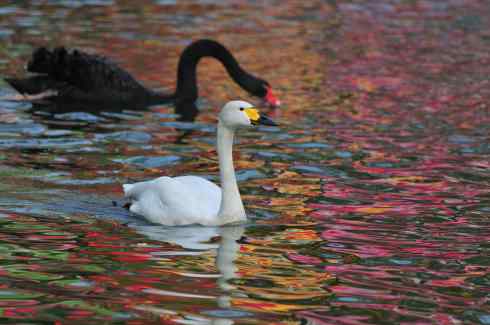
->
xmin=265 ymin=86 xmax=281 ymax=107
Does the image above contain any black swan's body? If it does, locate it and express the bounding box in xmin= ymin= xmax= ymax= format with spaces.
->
xmin=4 ymin=39 xmax=280 ymax=120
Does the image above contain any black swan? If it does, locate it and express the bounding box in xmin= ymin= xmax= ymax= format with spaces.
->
xmin=4 ymin=39 xmax=280 ymax=120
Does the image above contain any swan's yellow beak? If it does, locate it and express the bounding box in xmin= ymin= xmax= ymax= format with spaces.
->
xmin=245 ymin=107 xmax=277 ymax=126
xmin=244 ymin=108 xmax=260 ymax=121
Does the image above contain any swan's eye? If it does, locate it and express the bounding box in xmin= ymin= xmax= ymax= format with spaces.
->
xmin=239 ymin=107 xmax=244 ymax=111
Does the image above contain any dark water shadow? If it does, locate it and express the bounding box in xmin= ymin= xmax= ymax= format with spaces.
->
xmin=26 ymin=99 xmax=198 ymax=122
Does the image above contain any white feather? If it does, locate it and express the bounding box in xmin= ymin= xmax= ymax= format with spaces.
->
xmin=124 ymin=176 xmax=221 ymax=226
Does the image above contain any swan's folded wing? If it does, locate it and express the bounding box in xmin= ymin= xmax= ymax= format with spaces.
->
xmin=123 ymin=176 xmax=221 ymax=225
xmin=28 ymin=47 xmax=147 ymax=93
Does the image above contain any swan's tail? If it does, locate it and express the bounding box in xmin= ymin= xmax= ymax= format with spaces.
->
xmin=4 ymin=76 xmax=62 ymax=97
xmin=123 ymin=182 xmax=149 ymax=199
xmin=123 ymin=183 xmax=145 ymax=215
xmin=122 ymin=184 xmax=135 ymax=197
xmin=4 ymin=47 xmax=73 ymax=96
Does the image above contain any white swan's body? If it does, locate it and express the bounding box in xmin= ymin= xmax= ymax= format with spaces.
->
xmin=123 ymin=100 xmax=276 ymax=226
xmin=123 ymin=176 xmax=221 ymax=225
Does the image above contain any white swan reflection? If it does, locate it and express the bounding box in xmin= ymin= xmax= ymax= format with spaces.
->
xmin=132 ymin=223 xmax=246 ymax=324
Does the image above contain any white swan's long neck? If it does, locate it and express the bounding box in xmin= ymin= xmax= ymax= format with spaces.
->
xmin=216 ymin=122 xmax=246 ymax=223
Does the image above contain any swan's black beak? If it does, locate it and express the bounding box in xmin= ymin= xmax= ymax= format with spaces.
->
xmin=255 ymin=114 xmax=277 ymax=126
xmin=245 ymin=107 xmax=278 ymax=126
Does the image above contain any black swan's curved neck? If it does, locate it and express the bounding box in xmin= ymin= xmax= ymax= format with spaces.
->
xmin=174 ymin=39 xmax=259 ymax=102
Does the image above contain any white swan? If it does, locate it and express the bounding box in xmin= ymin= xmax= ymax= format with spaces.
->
xmin=123 ymin=100 xmax=277 ymax=226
